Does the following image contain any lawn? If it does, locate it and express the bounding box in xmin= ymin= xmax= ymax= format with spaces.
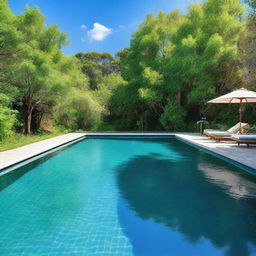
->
xmin=0 ymin=131 xmax=65 ymax=152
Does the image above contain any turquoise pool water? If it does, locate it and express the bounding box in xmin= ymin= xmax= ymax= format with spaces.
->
xmin=1 ymin=138 xmax=256 ymax=256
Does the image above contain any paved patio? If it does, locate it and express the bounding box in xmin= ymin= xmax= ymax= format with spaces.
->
xmin=0 ymin=132 xmax=255 ymax=172
xmin=176 ymin=134 xmax=256 ymax=170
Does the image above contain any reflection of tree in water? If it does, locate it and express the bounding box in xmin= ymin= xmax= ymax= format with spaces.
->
xmin=198 ymin=156 xmax=256 ymax=200
xmin=116 ymin=154 xmax=256 ymax=256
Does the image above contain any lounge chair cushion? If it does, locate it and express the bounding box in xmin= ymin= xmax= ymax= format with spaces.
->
xmin=204 ymin=122 xmax=249 ymax=136
xmin=228 ymin=122 xmax=249 ymax=133
xmin=232 ymin=135 xmax=256 ymax=141
xmin=203 ymin=129 xmax=217 ymax=133
xmin=205 ymin=131 xmax=232 ymax=136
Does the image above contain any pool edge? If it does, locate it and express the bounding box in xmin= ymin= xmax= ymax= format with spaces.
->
xmin=176 ymin=135 xmax=256 ymax=175
xmin=0 ymin=133 xmax=255 ymax=176
xmin=0 ymin=135 xmax=86 ymax=176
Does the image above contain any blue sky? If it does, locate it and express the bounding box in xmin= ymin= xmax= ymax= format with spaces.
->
xmin=9 ymin=0 xmax=194 ymax=56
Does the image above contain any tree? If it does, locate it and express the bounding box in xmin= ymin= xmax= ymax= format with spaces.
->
xmin=0 ymin=0 xmax=250 ymax=134
xmin=10 ymin=6 xmax=69 ymax=134
xmin=93 ymin=73 xmax=127 ymax=110
xmin=75 ymin=51 xmax=121 ymax=90
xmin=0 ymin=93 xmax=17 ymax=141
xmin=0 ymin=0 xmax=21 ymax=89
xmin=112 ymin=0 xmax=245 ymax=131
xmin=113 ymin=10 xmax=185 ymax=130
xmin=0 ymin=2 xmax=88 ymax=134
xmin=54 ymin=90 xmax=102 ymax=131
xmin=242 ymin=0 xmax=256 ymax=90
xmin=244 ymin=0 xmax=256 ymax=11
xmin=168 ymin=0 xmax=244 ymax=124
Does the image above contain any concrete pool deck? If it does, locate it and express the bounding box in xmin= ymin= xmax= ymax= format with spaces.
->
xmin=0 ymin=133 xmax=86 ymax=171
xmin=175 ymin=134 xmax=256 ymax=170
xmin=0 ymin=132 xmax=255 ymax=172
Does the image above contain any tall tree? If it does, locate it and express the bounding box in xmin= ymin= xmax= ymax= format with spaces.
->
xmin=116 ymin=10 xmax=185 ymax=130
xmin=111 ymin=0 xmax=245 ymax=131
xmin=242 ymin=0 xmax=256 ymax=90
xmin=0 ymin=2 xmax=87 ymax=134
xmin=75 ymin=51 xmax=121 ymax=90
xmin=11 ymin=6 xmax=68 ymax=134
xmin=166 ymin=0 xmax=244 ymax=126
xmin=0 ymin=93 xmax=17 ymax=140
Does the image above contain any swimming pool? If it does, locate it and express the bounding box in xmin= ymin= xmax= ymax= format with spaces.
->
xmin=0 ymin=137 xmax=256 ymax=256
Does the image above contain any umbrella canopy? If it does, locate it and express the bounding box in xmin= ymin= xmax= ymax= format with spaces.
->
xmin=208 ymin=88 xmax=256 ymax=104
xmin=208 ymin=88 xmax=256 ymax=132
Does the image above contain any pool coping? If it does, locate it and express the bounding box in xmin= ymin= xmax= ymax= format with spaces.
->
xmin=0 ymin=132 xmax=255 ymax=175
xmin=0 ymin=133 xmax=86 ymax=174
xmin=175 ymin=135 xmax=256 ymax=175
xmin=176 ymin=134 xmax=256 ymax=172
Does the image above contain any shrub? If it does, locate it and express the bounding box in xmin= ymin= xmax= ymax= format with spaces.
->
xmin=244 ymin=125 xmax=256 ymax=134
xmin=160 ymin=101 xmax=186 ymax=131
xmin=0 ymin=94 xmax=17 ymax=141
xmin=54 ymin=91 xmax=102 ymax=131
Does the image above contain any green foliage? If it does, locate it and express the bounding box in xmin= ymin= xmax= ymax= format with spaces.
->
xmin=0 ymin=1 xmax=89 ymax=135
xmin=0 ymin=93 xmax=17 ymax=141
xmin=0 ymin=0 xmax=254 ymax=137
xmin=54 ymin=90 xmax=102 ymax=131
xmin=241 ymin=0 xmax=256 ymax=91
xmin=75 ymin=51 xmax=120 ymax=90
xmin=96 ymin=123 xmax=116 ymax=132
xmin=110 ymin=0 xmax=245 ymax=131
xmin=244 ymin=125 xmax=256 ymax=134
xmin=93 ymin=73 xmax=127 ymax=110
xmin=0 ymin=130 xmax=64 ymax=151
xmin=244 ymin=0 xmax=256 ymax=10
xmin=160 ymin=100 xmax=186 ymax=131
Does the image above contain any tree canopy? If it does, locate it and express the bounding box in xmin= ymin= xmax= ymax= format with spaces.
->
xmin=0 ymin=0 xmax=255 ymax=138
xmin=109 ymin=0 xmax=246 ymax=131
xmin=0 ymin=1 xmax=98 ymax=136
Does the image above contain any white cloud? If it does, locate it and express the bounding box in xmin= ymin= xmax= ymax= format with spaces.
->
xmin=87 ymin=23 xmax=112 ymax=41
xmin=81 ymin=24 xmax=87 ymax=29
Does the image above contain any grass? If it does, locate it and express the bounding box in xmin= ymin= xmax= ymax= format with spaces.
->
xmin=0 ymin=131 xmax=65 ymax=152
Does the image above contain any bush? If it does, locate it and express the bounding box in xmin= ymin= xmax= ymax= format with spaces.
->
xmin=96 ymin=123 xmax=116 ymax=132
xmin=160 ymin=101 xmax=186 ymax=131
xmin=244 ymin=125 xmax=256 ymax=134
xmin=54 ymin=91 xmax=102 ymax=131
xmin=0 ymin=94 xmax=17 ymax=141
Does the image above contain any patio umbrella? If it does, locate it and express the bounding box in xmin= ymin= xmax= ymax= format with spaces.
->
xmin=208 ymin=88 xmax=256 ymax=132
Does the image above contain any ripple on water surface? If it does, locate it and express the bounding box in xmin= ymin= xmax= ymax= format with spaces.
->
xmin=0 ymin=138 xmax=256 ymax=256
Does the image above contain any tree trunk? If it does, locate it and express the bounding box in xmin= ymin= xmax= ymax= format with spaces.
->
xmin=176 ymin=90 xmax=181 ymax=104
xmin=32 ymin=108 xmax=44 ymax=131
xmin=24 ymin=106 xmax=33 ymax=134
xmin=38 ymin=111 xmax=44 ymax=130
xmin=140 ymin=115 xmax=144 ymax=131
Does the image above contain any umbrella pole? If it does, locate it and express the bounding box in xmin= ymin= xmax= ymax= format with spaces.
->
xmin=239 ymin=99 xmax=243 ymax=133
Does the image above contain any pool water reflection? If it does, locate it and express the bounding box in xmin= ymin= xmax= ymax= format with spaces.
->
xmin=116 ymin=149 xmax=256 ymax=256
xmin=0 ymin=138 xmax=256 ymax=256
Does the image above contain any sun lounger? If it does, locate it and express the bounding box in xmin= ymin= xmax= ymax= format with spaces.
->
xmin=205 ymin=131 xmax=233 ymax=142
xmin=232 ymin=135 xmax=256 ymax=147
xmin=204 ymin=122 xmax=249 ymax=142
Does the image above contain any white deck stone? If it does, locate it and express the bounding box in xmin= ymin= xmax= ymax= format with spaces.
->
xmin=0 ymin=133 xmax=86 ymax=170
xmin=0 ymin=132 xmax=255 ymax=172
xmin=176 ymin=134 xmax=256 ymax=170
